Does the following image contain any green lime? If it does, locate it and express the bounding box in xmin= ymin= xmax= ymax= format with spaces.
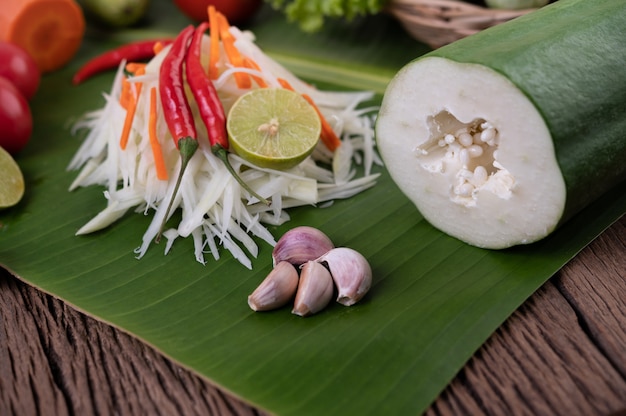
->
xmin=227 ymin=88 xmax=321 ymax=170
xmin=0 ymin=146 xmax=25 ymax=208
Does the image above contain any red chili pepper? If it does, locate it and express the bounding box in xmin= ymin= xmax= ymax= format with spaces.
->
xmin=159 ymin=26 xmax=196 ymax=146
xmin=186 ymin=22 xmax=227 ymax=150
xmin=155 ymin=25 xmax=197 ymax=242
xmin=185 ymin=23 xmax=269 ymax=205
xmin=72 ymin=39 xmax=173 ymax=85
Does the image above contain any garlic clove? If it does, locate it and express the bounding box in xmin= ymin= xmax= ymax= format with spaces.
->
xmin=317 ymin=247 xmax=372 ymax=306
xmin=272 ymin=226 xmax=334 ymax=267
xmin=248 ymin=261 xmax=299 ymax=312
xmin=292 ymin=260 xmax=334 ymax=317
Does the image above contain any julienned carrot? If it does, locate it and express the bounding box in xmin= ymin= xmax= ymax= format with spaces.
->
xmin=243 ymin=58 xmax=268 ymax=88
xmin=206 ymin=6 xmax=256 ymax=87
xmin=148 ymin=86 xmax=168 ymax=180
xmin=215 ymin=12 xmax=251 ymax=89
xmin=119 ymin=67 xmax=145 ymax=150
xmin=125 ymin=62 xmax=146 ymax=74
xmin=301 ymin=93 xmax=342 ymax=152
xmin=208 ymin=6 xmax=220 ymax=80
xmin=119 ymin=76 xmax=133 ymax=110
xmin=0 ymin=0 xmax=85 ymax=73
xmin=153 ymin=41 xmax=166 ymax=55
xmin=277 ymin=78 xmax=291 ymax=90
xmin=277 ymin=78 xmax=342 ymax=152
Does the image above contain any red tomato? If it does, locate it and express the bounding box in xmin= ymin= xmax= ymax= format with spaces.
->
xmin=173 ymin=0 xmax=263 ymax=25
xmin=0 ymin=42 xmax=41 ymax=101
xmin=0 ymin=77 xmax=33 ymax=155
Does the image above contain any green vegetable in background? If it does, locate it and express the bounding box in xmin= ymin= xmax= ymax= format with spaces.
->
xmin=268 ymin=0 xmax=387 ymax=32
xmin=79 ymin=0 xmax=150 ymax=27
xmin=485 ymin=0 xmax=549 ymax=9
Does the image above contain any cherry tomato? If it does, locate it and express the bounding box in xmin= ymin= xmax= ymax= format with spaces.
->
xmin=0 ymin=42 xmax=41 ymax=101
xmin=173 ymin=0 xmax=263 ymax=25
xmin=0 ymin=77 xmax=33 ymax=155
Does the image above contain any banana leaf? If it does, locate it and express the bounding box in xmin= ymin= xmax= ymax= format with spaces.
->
xmin=1 ymin=2 xmax=625 ymax=415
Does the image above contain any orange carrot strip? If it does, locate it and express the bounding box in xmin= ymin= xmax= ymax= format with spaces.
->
xmin=148 ymin=86 xmax=168 ymax=180
xmin=125 ymin=62 xmax=146 ymax=73
xmin=302 ymin=93 xmax=342 ymax=152
xmin=243 ymin=57 xmax=268 ymax=88
xmin=216 ymin=12 xmax=251 ymax=89
xmin=153 ymin=41 xmax=165 ymax=55
xmin=119 ymin=76 xmax=133 ymax=109
xmin=207 ymin=5 xmax=221 ymax=80
xmin=119 ymin=67 xmax=145 ymax=150
xmin=277 ymin=78 xmax=342 ymax=151
xmin=277 ymin=77 xmax=293 ymax=90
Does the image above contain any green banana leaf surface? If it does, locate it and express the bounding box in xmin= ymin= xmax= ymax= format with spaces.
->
xmin=2 ymin=2 xmax=625 ymax=415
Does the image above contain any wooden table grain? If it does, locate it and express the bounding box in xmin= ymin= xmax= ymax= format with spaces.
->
xmin=1 ymin=216 xmax=624 ymax=416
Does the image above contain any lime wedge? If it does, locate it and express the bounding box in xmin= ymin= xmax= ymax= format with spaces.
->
xmin=227 ymin=88 xmax=321 ymax=170
xmin=0 ymin=146 xmax=25 ymax=208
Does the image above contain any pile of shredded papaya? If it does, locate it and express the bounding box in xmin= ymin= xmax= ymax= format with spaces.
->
xmin=69 ymin=6 xmax=380 ymax=268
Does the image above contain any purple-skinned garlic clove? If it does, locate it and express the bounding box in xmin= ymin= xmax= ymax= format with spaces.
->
xmin=272 ymin=226 xmax=334 ymax=267
xmin=248 ymin=261 xmax=299 ymax=312
xmin=292 ymin=260 xmax=334 ymax=317
xmin=316 ymin=247 xmax=372 ymax=306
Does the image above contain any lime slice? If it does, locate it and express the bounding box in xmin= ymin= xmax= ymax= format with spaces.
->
xmin=227 ymin=88 xmax=321 ymax=170
xmin=0 ymin=146 xmax=25 ymax=208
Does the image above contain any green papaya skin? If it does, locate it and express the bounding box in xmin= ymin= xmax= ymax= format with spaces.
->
xmin=376 ymin=0 xmax=625 ymax=249
xmin=427 ymin=0 xmax=626 ymax=223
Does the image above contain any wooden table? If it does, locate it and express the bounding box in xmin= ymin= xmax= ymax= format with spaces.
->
xmin=1 ymin=216 xmax=624 ymax=415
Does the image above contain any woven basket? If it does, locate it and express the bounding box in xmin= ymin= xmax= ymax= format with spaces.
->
xmin=386 ymin=0 xmax=537 ymax=49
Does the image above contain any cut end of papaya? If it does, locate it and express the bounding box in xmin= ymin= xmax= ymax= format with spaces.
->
xmin=0 ymin=0 xmax=86 ymax=73
xmin=377 ymin=0 xmax=626 ymax=250
xmin=376 ymin=57 xmax=567 ymax=249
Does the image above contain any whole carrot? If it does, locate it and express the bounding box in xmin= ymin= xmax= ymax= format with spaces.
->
xmin=185 ymin=22 xmax=268 ymax=205
xmin=0 ymin=0 xmax=85 ymax=73
xmin=72 ymin=39 xmax=173 ymax=85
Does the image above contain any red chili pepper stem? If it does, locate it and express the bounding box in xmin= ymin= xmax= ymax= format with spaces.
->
xmin=155 ymin=137 xmax=198 ymax=243
xmin=212 ymin=144 xmax=270 ymax=205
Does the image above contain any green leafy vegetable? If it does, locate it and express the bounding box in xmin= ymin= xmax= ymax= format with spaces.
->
xmin=267 ymin=0 xmax=387 ymax=32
